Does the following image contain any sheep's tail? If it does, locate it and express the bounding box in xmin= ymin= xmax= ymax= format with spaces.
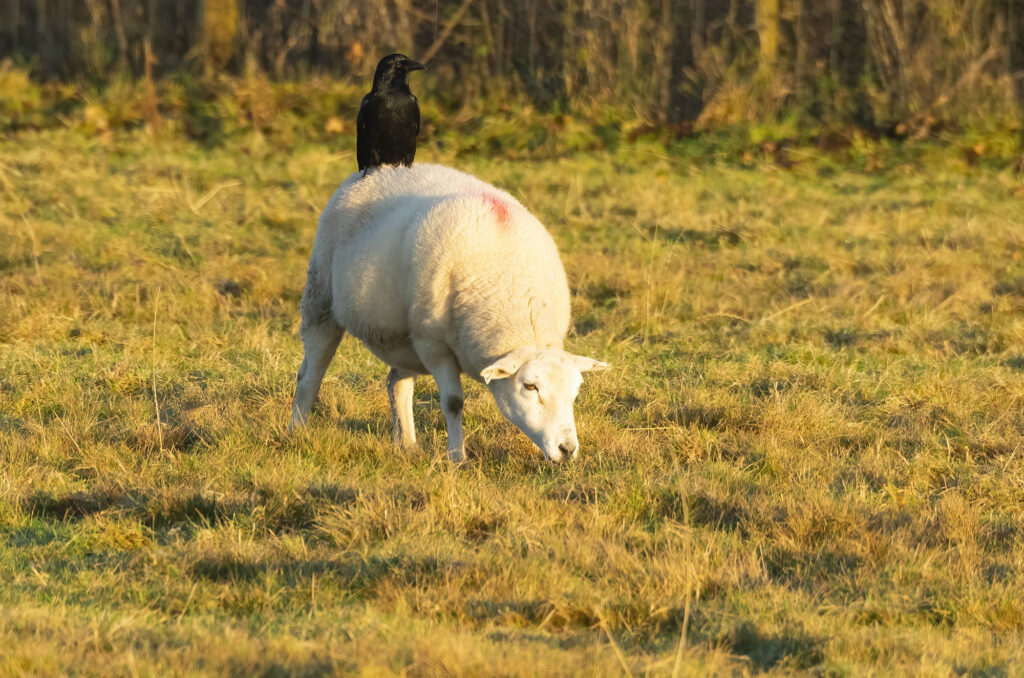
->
xmin=299 ymin=262 xmax=334 ymax=333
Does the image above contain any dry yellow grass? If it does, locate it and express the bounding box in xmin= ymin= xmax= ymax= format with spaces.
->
xmin=1 ymin=126 xmax=1024 ymax=675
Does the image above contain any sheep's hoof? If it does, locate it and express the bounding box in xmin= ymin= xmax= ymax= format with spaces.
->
xmin=448 ymin=449 xmax=467 ymax=464
xmin=288 ymin=412 xmax=308 ymax=432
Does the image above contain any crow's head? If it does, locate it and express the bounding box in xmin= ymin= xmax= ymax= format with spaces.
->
xmin=372 ymin=54 xmax=425 ymax=91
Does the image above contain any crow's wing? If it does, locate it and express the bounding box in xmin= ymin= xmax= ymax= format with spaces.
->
xmin=399 ymin=95 xmax=420 ymax=166
xmin=356 ymin=93 xmax=372 ymax=171
xmin=413 ymin=95 xmax=420 ymax=138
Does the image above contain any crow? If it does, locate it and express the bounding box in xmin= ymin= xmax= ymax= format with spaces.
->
xmin=357 ymin=54 xmax=425 ymax=173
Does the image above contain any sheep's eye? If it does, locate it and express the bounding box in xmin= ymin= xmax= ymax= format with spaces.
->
xmin=523 ymin=383 xmax=538 ymax=391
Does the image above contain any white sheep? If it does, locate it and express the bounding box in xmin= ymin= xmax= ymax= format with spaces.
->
xmin=290 ymin=163 xmax=608 ymax=462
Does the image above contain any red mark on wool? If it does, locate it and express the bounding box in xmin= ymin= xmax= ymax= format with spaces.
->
xmin=481 ymin=193 xmax=510 ymax=227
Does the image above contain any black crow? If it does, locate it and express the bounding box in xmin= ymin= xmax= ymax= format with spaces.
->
xmin=357 ymin=54 xmax=425 ymax=173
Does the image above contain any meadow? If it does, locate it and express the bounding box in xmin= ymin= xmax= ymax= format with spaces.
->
xmin=1 ymin=122 xmax=1024 ymax=675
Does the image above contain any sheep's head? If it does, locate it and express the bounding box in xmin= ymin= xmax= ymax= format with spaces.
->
xmin=481 ymin=348 xmax=609 ymax=462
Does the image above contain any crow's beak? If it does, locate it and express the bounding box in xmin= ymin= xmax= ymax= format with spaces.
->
xmin=406 ymin=61 xmax=426 ymax=72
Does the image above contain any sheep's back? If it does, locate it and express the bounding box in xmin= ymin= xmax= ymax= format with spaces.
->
xmin=315 ymin=164 xmax=571 ymax=372
xmin=408 ymin=185 xmax=571 ymax=369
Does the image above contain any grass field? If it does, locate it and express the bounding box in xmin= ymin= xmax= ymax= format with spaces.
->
xmin=2 ymin=126 xmax=1024 ymax=676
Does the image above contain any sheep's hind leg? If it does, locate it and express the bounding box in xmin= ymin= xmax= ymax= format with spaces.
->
xmin=387 ymin=367 xmax=417 ymax=449
xmin=290 ymin=319 xmax=344 ymax=430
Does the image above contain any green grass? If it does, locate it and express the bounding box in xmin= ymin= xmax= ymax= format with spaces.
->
xmin=2 ymin=125 xmax=1024 ymax=676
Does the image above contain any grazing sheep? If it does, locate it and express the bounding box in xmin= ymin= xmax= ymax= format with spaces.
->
xmin=290 ymin=163 xmax=608 ymax=462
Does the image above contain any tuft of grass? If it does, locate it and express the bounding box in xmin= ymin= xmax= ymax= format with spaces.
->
xmin=1 ymin=124 xmax=1023 ymax=674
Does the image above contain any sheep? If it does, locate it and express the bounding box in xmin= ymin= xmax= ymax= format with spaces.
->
xmin=289 ymin=163 xmax=608 ymax=462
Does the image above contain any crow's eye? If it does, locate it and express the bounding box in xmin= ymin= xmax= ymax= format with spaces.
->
xmin=523 ymin=383 xmax=538 ymax=391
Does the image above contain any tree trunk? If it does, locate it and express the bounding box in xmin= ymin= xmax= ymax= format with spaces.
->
xmin=693 ymin=0 xmax=706 ymax=59
xmin=668 ymin=0 xmax=702 ymax=127
xmin=108 ymin=0 xmax=129 ymax=73
xmin=202 ymin=0 xmax=238 ymax=77
xmin=797 ymin=0 xmax=834 ymax=115
xmin=835 ymin=0 xmax=870 ymax=126
xmin=1011 ymin=0 xmax=1024 ymax=110
xmin=6 ymin=0 xmax=20 ymax=53
xmin=1010 ymin=0 xmax=1024 ymax=159
xmin=796 ymin=0 xmax=814 ymax=102
xmin=756 ymin=0 xmax=780 ymax=68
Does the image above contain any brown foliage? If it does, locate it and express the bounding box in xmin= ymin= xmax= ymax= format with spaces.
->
xmin=0 ymin=1 xmax=1020 ymax=130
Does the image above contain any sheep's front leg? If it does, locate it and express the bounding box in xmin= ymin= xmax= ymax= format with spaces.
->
xmin=387 ymin=367 xmax=417 ymax=449
xmin=290 ymin=320 xmax=344 ymax=430
xmin=434 ymin=363 xmax=466 ymax=463
xmin=415 ymin=342 xmax=466 ymax=462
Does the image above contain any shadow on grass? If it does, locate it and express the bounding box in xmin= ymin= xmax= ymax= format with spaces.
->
xmin=635 ymin=488 xmax=752 ymax=535
xmin=721 ymin=621 xmax=824 ymax=671
xmin=764 ymin=544 xmax=863 ymax=591
xmin=189 ymin=552 xmax=457 ymax=594
xmin=21 ymin=482 xmax=359 ymax=533
xmin=466 ymin=598 xmax=688 ymax=647
xmin=226 ymin=656 xmax=353 ymax=678
xmin=647 ymin=225 xmax=743 ymax=250
xmin=546 ymin=485 xmax=599 ymax=506
xmin=467 ymin=597 xmax=824 ymax=669
xmin=486 ymin=629 xmax=595 ymax=651
xmin=670 ymin=404 xmax=730 ymax=430
xmin=3 ymin=522 xmax=72 ymax=547
xmin=952 ymin=661 xmax=1010 ymax=678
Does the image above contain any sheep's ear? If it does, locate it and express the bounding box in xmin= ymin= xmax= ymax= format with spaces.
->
xmin=566 ymin=354 xmax=610 ymax=373
xmin=481 ymin=352 xmax=524 ymax=383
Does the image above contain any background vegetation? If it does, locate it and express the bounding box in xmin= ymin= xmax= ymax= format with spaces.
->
xmin=2 ymin=1 xmax=1024 ymax=675
xmin=3 ymin=0 xmax=1024 ymax=138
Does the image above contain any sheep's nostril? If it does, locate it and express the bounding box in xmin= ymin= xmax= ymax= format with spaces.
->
xmin=558 ymin=441 xmax=577 ymax=459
